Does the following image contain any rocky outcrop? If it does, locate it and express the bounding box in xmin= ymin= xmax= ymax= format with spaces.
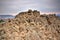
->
xmin=0 ymin=10 xmax=60 ymax=40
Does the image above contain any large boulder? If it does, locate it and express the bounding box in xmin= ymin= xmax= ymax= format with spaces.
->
xmin=0 ymin=10 xmax=60 ymax=40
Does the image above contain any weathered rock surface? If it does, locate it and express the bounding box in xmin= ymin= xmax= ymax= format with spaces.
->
xmin=0 ymin=10 xmax=60 ymax=40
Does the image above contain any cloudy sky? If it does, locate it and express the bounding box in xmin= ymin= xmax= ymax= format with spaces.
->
xmin=0 ymin=0 xmax=60 ymax=15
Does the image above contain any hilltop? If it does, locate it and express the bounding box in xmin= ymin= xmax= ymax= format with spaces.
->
xmin=0 ymin=10 xmax=60 ymax=40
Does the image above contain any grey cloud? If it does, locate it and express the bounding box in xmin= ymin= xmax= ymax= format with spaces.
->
xmin=0 ymin=0 xmax=60 ymax=15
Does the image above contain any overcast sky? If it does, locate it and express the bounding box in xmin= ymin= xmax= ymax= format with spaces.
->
xmin=0 ymin=0 xmax=60 ymax=15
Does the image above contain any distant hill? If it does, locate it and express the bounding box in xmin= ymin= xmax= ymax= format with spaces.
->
xmin=56 ymin=14 xmax=60 ymax=17
xmin=0 ymin=15 xmax=15 ymax=19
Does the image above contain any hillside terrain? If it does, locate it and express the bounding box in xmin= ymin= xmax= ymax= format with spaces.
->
xmin=0 ymin=10 xmax=60 ymax=40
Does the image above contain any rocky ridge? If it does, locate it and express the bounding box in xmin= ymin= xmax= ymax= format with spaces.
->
xmin=0 ymin=10 xmax=60 ymax=40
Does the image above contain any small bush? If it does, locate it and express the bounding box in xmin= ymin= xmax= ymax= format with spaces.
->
xmin=0 ymin=20 xmax=4 ymax=23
